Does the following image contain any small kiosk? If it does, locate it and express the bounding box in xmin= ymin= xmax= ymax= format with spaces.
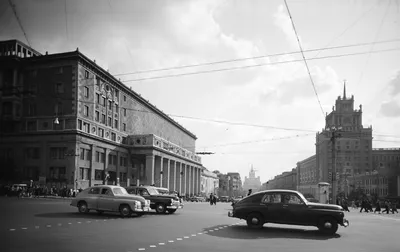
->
xmin=318 ymin=182 xmax=330 ymax=204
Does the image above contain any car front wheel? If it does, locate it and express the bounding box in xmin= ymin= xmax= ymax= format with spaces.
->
xmin=246 ymin=213 xmax=264 ymax=229
xmin=318 ymin=217 xmax=339 ymax=235
xmin=78 ymin=201 xmax=89 ymax=213
xmin=119 ymin=205 xmax=132 ymax=218
xmin=155 ymin=203 xmax=166 ymax=214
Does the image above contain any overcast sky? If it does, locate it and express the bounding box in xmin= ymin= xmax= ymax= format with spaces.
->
xmin=1 ymin=0 xmax=399 ymax=183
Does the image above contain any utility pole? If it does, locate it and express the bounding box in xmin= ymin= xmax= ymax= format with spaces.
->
xmin=330 ymin=128 xmax=342 ymax=204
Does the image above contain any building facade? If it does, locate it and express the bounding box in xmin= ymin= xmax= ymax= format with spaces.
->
xmin=264 ymin=168 xmax=297 ymax=191
xmin=296 ymin=155 xmax=317 ymax=197
xmin=315 ymin=85 xmax=372 ymax=198
xmin=0 ymin=40 xmax=203 ymax=196
xmin=242 ymin=165 xmax=261 ymax=192
xmin=200 ymin=168 xmax=218 ymax=196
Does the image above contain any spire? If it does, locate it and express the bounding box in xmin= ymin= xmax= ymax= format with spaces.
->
xmin=343 ymin=80 xmax=347 ymax=99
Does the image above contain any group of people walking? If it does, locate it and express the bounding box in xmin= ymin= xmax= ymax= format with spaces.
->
xmin=336 ymin=197 xmax=398 ymax=214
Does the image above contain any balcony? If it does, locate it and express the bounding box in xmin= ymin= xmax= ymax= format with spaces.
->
xmin=127 ymin=134 xmax=202 ymax=163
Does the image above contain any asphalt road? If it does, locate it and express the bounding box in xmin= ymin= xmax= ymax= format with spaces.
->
xmin=1 ymin=197 xmax=400 ymax=252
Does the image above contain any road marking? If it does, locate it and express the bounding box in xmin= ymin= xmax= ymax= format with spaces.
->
xmin=191 ymin=234 xmax=196 ymax=236
xmin=46 ymin=225 xmax=51 ymax=228
xmin=149 ymin=245 xmax=156 ymax=248
xmin=158 ymin=243 xmax=165 ymax=245
xmin=35 ymin=226 xmax=39 ymax=229
xmin=9 ymin=229 xmax=16 ymax=231
xmin=176 ymin=238 xmax=183 ymax=241
xmin=183 ymin=236 xmax=189 ymax=239
xmin=68 ymin=223 xmax=72 ymax=225
xmin=58 ymin=223 xmax=62 ymax=226
xmin=197 ymin=232 xmax=203 ymax=235
xmin=209 ymin=230 xmax=214 ymax=232
xmin=21 ymin=227 xmax=27 ymax=230
xmin=214 ymin=228 xmax=219 ymax=230
xmin=86 ymin=221 xmax=91 ymax=223
xmin=168 ymin=240 xmax=174 ymax=243
xmin=77 ymin=222 xmax=81 ymax=224
xmin=138 ymin=248 xmax=145 ymax=251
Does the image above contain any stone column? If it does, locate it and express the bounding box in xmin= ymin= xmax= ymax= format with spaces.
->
xmin=173 ymin=161 xmax=177 ymax=191
xmin=183 ymin=163 xmax=187 ymax=195
xmin=193 ymin=167 xmax=197 ymax=195
xmin=116 ymin=151 xmax=120 ymax=186
xmin=145 ymin=155 xmax=155 ymax=185
xmin=160 ymin=156 xmax=164 ymax=187
xmin=88 ymin=144 xmax=94 ymax=187
xmin=198 ymin=168 xmax=201 ymax=194
xmin=188 ymin=165 xmax=191 ymax=196
xmin=176 ymin=162 xmax=181 ymax=194
xmin=165 ymin=158 xmax=170 ymax=189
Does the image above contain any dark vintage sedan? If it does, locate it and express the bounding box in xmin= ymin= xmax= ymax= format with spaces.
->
xmin=228 ymin=189 xmax=349 ymax=234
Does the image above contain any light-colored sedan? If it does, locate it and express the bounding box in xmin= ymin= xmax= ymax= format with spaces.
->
xmin=70 ymin=185 xmax=150 ymax=217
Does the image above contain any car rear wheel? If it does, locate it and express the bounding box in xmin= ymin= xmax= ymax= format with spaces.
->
xmin=78 ymin=201 xmax=89 ymax=213
xmin=246 ymin=213 xmax=264 ymax=229
xmin=155 ymin=203 xmax=166 ymax=214
xmin=119 ymin=205 xmax=132 ymax=218
xmin=318 ymin=217 xmax=338 ymax=235
xmin=167 ymin=209 xmax=177 ymax=214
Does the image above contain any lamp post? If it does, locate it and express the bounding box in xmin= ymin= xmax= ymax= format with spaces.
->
xmin=326 ymin=126 xmax=342 ymax=204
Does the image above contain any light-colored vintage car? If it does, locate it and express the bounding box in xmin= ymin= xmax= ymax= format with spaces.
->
xmin=71 ymin=185 xmax=150 ymax=217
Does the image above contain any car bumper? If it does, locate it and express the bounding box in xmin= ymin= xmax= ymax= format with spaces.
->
xmin=341 ymin=218 xmax=349 ymax=227
xmin=167 ymin=205 xmax=183 ymax=209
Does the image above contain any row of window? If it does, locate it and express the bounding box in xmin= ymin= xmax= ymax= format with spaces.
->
xmin=78 ymin=168 xmax=127 ymax=181
xmin=82 ymin=107 xmax=127 ymax=131
xmin=77 ymin=119 xmax=127 ymax=143
xmin=79 ymin=149 xmax=128 ymax=166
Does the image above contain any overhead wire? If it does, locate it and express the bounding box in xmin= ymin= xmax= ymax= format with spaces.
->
xmin=284 ymin=0 xmax=325 ymax=118
xmin=7 ymin=0 xmax=31 ymax=47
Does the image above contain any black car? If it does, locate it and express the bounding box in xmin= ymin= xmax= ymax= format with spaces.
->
xmin=126 ymin=186 xmax=182 ymax=214
xmin=228 ymin=189 xmax=349 ymax=234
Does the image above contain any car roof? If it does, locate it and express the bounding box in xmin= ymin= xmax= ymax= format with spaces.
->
xmin=93 ymin=185 xmax=124 ymax=189
xmin=252 ymin=189 xmax=300 ymax=195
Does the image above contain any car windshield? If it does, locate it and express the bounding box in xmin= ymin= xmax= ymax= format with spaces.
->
xmin=113 ymin=187 xmax=129 ymax=195
xmin=297 ymin=192 xmax=308 ymax=203
xmin=157 ymin=189 xmax=169 ymax=194
xmin=147 ymin=187 xmax=159 ymax=195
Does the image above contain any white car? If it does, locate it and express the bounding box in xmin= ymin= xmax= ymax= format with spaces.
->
xmin=71 ymin=185 xmax=150 ymax=217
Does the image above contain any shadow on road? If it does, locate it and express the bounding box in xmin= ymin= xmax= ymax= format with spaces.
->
xmin=34 ymin=212 xmax=143 ymax=219
xmin=203 ymin=224 xmax=341 ymax=240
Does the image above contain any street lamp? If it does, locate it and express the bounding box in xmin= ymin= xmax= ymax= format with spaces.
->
xmin=325 ymin=125 xmax=343 ymax=204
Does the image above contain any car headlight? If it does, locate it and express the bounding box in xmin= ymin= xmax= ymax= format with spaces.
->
xmin=135 ymin=201 xmax=141 ymax=209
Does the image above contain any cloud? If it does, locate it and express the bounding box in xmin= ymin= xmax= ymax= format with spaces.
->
xmin=389 ymin=70 xmax=400 ymax=96
xmin=379 ymin=100 xmax=400 ymax=117
xmin=273 ymin=4 xmax=303 ymax=49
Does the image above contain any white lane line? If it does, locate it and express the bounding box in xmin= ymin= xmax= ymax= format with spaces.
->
xmin=214 ymin=228 xmax=219 ymax=230
xmin=77 ymin=222 xmax=81 ymax=224
xmin=68 ymin=223 xmax=72 ymax=225
xmin=21 ymin=227 xmax=28 ymax=230
xmin=86 ymin=221 xmax=91 ymax=223
xmin=46 ymin=225 xmax=51 ymax=228
xmin=138 ymin=248 xmax=145 ymax=251
xmin=203 ymin=231 xmax=208 ymax=233
xmin=197 ymin=232 xmax=203 ymax=235
xmin=9 ymin=229 xmax=16 ymax=231
xmin=191 ymin=234 xmax=196 ymax=237
xmin=58 ymin=223 xmax=62 ymax=226
xmin=149 ymin=245 xmax=156 ymax=248
xmin=104 ymin=220 xmax=107 ymax=221
xmin=168 ymin=240 xmax=174 ymax=243
xmin=158 ymin=243 xmax=165 ymax=245
xmin=209 ymin=230 xmax=214 ymax=232
xmin=183 ymin=236 xmax=190 ymax=238
xmin=176 ymin=238 xmax=183 ymax=241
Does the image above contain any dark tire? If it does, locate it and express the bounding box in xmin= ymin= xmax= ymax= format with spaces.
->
xmin=167 ymin=209 xmax=177 ymax=214
xmin=246 ymin=213 xmax=264 ymax=229
xmin=96 ymin=210 xmax=104 ymax=215
xmin=155 ymin=203 xmax=166 ymax=214
xmin=119 ymin=204 xmax=132 ymax=218
xmin=78 ymin=201 xmax=89 ymax=213
xmin=318 ymin=217 xmax=339 ymax=235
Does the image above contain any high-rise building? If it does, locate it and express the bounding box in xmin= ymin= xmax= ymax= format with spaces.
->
xmin=316 ymin=84 xmax=372 ymax=198
xmin=242 ymin=165 xmax=261 ymax=192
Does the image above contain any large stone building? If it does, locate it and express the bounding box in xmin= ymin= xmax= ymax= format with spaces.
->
xmin=263 ymin=168 xmax=297 ymax=191
xmin=296 ymin=155 xmax=317 ymax=196
xmin=0 ymin=39 xmax=203 ymax=196
xmin=200 ymin=168 xmax=219 ymax=196
xmin=242 ymin=165 xmax=261 ymax=192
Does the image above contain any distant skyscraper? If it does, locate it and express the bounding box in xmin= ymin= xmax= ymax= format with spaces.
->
xmin=243 ymin=165 xmax=261 ymax=192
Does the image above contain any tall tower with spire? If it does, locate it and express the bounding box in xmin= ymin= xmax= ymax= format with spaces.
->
xmin=243 ymin=165 xmax=261 ymax=192
xmin=315 ymin=82 xmax=372 ymax=196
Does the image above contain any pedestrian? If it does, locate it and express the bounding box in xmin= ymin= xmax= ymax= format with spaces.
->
xmin=374 ymin=200 xmax=381 ymax=214
xmin=382 ymin=201 xmax=390 ymax=214
xmin=359 ymin=199 xmax=369 ymax=213
xmin=391 ymin=201 xmax=398 ymax=214
xmin=342 ymin=199 xmax=350 ymax=212
xmin=209 ymin=193 xmax=214 ymax=206
xmin=247 ymin=189 xmax=252 ymax=197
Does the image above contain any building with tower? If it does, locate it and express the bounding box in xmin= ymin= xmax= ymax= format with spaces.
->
xmin=242 ymin=165 xmax=261 ymax=192
xmin=316 ymin=84 xmax=372 ymax=199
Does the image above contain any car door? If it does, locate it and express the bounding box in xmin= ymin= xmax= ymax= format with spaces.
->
xmin=260 ymin=193 xmax=285 ymax=223
xmin=98 ymin=188 xmax=116 ymax=211
xmin=86 ymin=187 xmax=101 ymax=209
xmin=138 ymin=188 xmax=153 ymax=207
xmin=281 ymin=192 xmax=308 ymax=225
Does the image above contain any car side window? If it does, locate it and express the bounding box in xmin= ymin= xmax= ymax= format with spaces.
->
xmin=283 ymin=193 xmax=303 ymax=204
xmin=88 ymin=187 xmax=100 ymax=194
xmin=101 ymin=188 xmax=112 ymax=195
xmin=262 ymin=193 xmax=281 ymax=203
